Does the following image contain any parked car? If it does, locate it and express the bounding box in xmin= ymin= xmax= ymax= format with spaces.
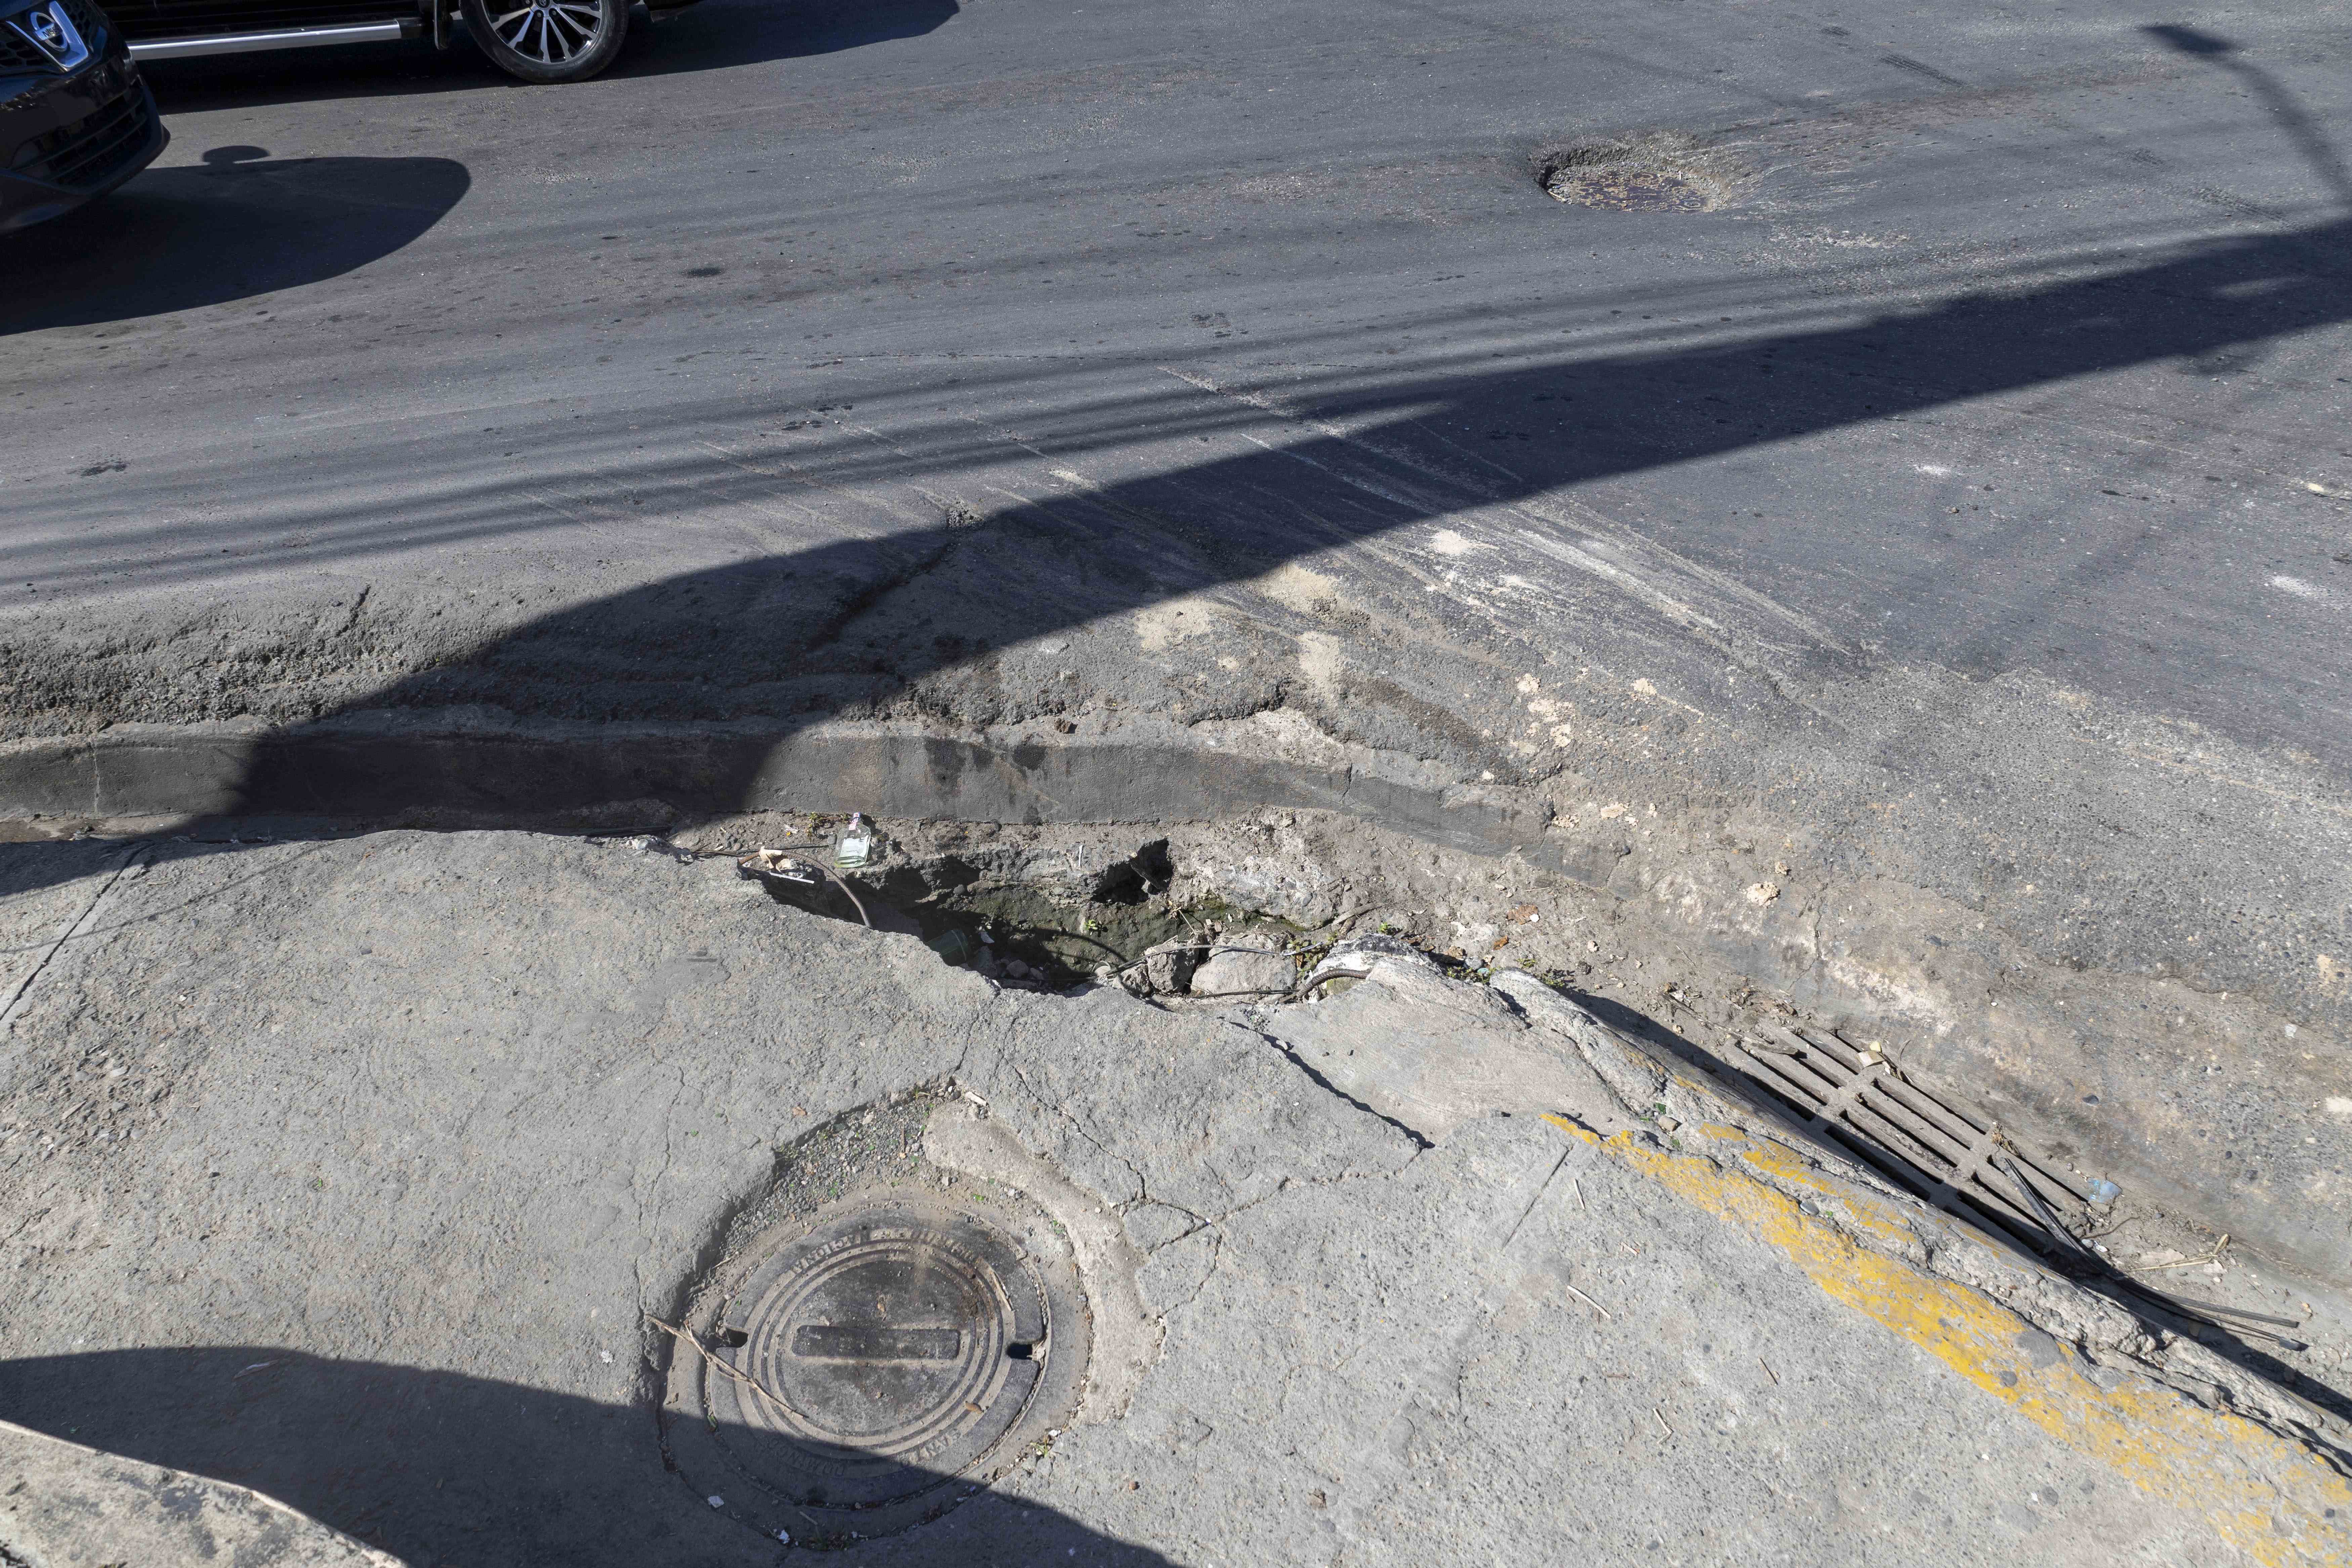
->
xmin=0 ymin=0 xmax=167 ymax=232
xmin=113 ymin=0 xmax=700 ymax=84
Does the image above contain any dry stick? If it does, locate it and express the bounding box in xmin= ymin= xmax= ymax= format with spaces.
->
xmin=1562 ymin=1284 xmax=1612 ymax=1320
xmin=645 ymin=1313 xmax=796 ymax=1420
xmin=1997 ymin=1168 xmax=2306 ymax=1338
xmin=1758 ymin=1357 xmax=1780 ymax=1386
xmin=645 ymin=1315 xmax=828 ymax=1531
xmin=1999 ymin=1154 xmax=2093 ymax=1259
xmin=742 ymin=853 xmax=872 ymax=928
xmin=1652 ymin=1406 xmax=1674 ymax=1439
xmin=2130 ymin=1237 xmax=2230 ymax=1272
xmin=808 ymin=861 xmax=873 ymax=928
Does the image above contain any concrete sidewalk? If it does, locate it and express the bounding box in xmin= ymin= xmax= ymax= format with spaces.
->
xmin=1 ymin=831 xmax=2342 ymax=1565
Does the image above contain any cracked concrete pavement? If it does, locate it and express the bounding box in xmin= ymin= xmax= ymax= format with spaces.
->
xmin=2 ymin=831 xmax=2347 ymax=1565
xmin=2 ymin=0 xmax=2349 ymax=1287
xmin=6 ymin=0 xmax=2352 ymax=1557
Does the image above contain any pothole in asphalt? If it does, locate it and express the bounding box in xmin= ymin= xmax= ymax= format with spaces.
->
xmin=661 ymin=1094 xmax=1091 ymax=1545
xmin=722 ymin=824 xmax=1313 ymax=995
xmin=1538 ymin=134 xmax=1745 ymax=212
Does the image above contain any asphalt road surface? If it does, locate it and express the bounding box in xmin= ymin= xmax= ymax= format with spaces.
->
xmin=2 ymin=0 xmax=2349 ymax=1330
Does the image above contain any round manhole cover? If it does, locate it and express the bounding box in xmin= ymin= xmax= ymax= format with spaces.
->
xmin=663 ymin=1190 xmax=1089 ymax=1543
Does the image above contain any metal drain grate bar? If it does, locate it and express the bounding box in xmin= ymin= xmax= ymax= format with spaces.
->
xmin=1790 ymin=1024 xmax=2088 ymax=1214
xmin=1738 ymin=1021 xmax=2091 ymax=1247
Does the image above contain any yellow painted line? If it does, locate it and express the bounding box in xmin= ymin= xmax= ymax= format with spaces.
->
xmin=1544 ymin=1115 xmax=2351 ymax=1567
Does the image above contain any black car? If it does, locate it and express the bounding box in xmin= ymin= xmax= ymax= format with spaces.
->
xmin=114 ymin=0 xmax=699 ymax=84
xmin=0 ymin=0 xmax=166 ymax=233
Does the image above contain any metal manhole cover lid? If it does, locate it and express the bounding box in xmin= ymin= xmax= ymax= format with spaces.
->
xmin=662 ymin=1187 xmax=1089 ymax=1543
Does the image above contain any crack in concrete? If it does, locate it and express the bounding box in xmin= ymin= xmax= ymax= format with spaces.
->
xmin=0 ymin=846 xmax=146 ymax=1044
xmin=1248 ymin=1026 xmax=1435 ymax=1150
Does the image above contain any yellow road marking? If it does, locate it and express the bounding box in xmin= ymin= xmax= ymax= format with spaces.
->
xmin=1544 ymin=1115 xmax=2351 ymax=1567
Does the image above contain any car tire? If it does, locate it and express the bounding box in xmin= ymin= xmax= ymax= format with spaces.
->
xmin=462 ymin=0 xmax=629 ymax=83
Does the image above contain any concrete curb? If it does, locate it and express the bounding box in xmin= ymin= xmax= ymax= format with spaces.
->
xmin=0 ymin=712 xmax=1575 ymax=873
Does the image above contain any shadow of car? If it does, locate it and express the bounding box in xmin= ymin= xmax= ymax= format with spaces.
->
xmin=0 ymin=0 xmax=167 ymax=232
xmin=0 ymin=143 xmax=469 ymax=334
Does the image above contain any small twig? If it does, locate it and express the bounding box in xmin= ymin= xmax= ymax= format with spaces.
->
xmin=741 ymin=853 xmax=872 ymax=928
xmin=1651 ymin=1406 xmax=1673 ymax=1439
xmin=1562 ymin=1283 xmax=1612 ymax=1320
xmin=1569 ymin=1177 xmax=1587 ymax=1213
xmin=2129 ymin=1236 xmax=2229 ymax=1273
xmin=807 ymin=861 xmax=872 ymax=928
xmin=1998 ymin=1153 xmax=2090 ymax=1259
xmin=1758 ymin=1357 xmax=1779 ymax=1386
xmin=645 ymin=1314 xmax=795 ymax=1419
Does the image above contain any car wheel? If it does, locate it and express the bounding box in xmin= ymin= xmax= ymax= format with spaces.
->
xmin=462 ymin=0 xmax=629 ymax=83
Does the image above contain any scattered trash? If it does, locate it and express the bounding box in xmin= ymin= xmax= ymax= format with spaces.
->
xmin=707 ymin=1495 xmax=726 ymax=1509
xmin=835 ymin=812 xmax=875 ymax=868
xmin=1300 ymin=932 xmax=1434 ymax=995
xmin=928 ymin=928 xmax=982 ymax=966
xmin=739 ymin=847 xmax=872 ymax=928
xmin=2086 ymin=1177 xmax=2121 ymax=1206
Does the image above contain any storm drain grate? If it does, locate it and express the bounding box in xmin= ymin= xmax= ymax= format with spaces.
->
xmin=1736 ymin=1020 xmax=2092 ymax=1246
xmin=1733 ymin=1021 xmax=2313 ymax=1348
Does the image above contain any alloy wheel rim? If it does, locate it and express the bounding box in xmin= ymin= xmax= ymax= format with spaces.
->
xmin=490 ymin=0 xmax=601 ymax=63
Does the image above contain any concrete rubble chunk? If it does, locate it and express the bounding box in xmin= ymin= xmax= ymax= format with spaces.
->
xmin=1134 ymin=936 xmax=1199 ymax=996
xmin=1188 ymin=933 xmax=1294 ymax=998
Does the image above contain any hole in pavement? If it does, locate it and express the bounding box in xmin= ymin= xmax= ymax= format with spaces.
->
xmin=626 ymin=805 xmax=2349 ymax=1415
xmin=1538 ymin=134 xmax=1745 ymax=212
xmin=726 ymin=825 xmax=1305 ymax=993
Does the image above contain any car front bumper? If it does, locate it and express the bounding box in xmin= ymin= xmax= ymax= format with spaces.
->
xmin=0 ymin=42 xmax=168 ymax=234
